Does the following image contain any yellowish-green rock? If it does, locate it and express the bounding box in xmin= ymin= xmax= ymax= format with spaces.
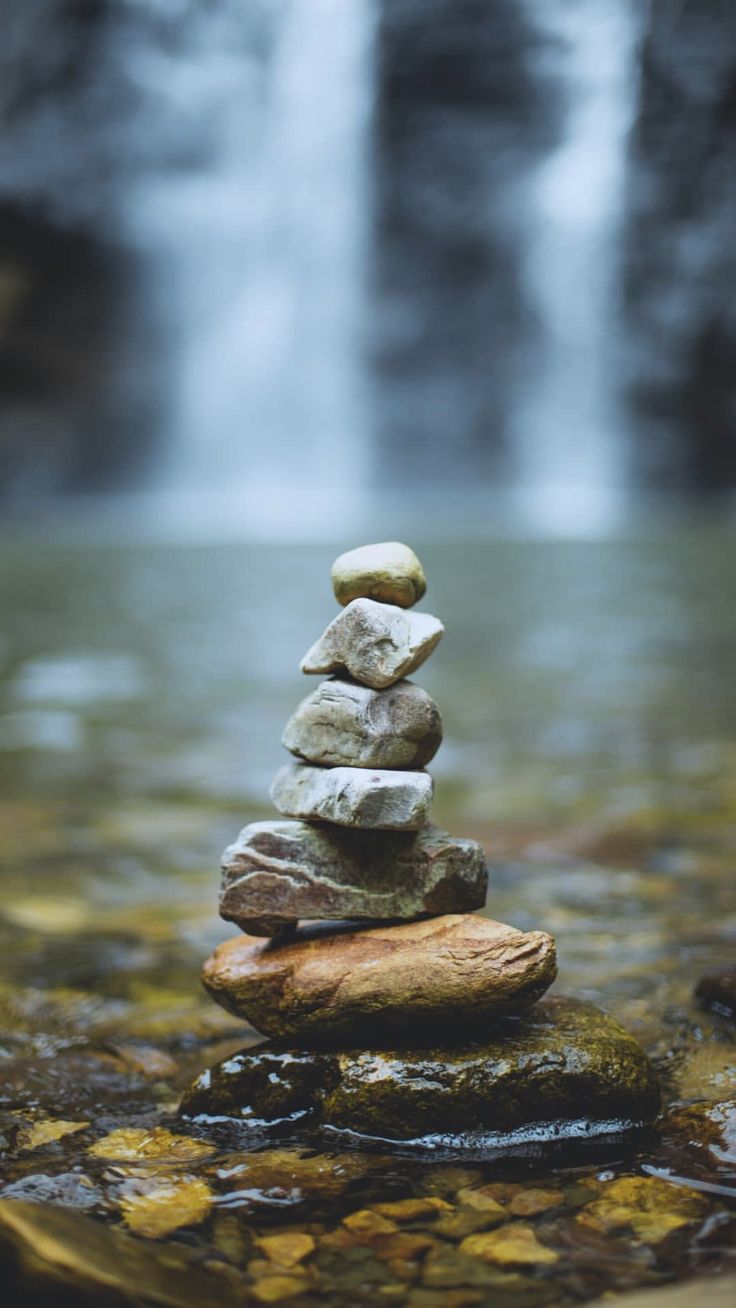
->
xmin=119 ymin=1177 xmax=213 ymax=1239
xmin=256 ymin=1231 xmax=316 ymax=1265
xmin=576 ymin=1174 xmax=708 ymax=1244
xmin=460 ymin=1225 xmax=559 ymax=1266
xmin=332 ymin=541 xmax=427 ymax=609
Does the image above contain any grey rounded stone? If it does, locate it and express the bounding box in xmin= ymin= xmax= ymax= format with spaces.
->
xmin=331 ymin=541 xmax=427 ymax=609
xmin=301 ymin=598 xmax=443 ymax=689
xmin=219 ymin=819 xmax=488 ymax=935
xmin=270 ymin=762 xmax=434 ymax=830
xmin=282 ymin=677 xmax=442 ymax=770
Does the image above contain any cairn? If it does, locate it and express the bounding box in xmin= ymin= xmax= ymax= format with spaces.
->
xmin=201 ymin=542 xmax=557 ymax=1044
xmin=188 ymin=543 xmax=659 ymax=1145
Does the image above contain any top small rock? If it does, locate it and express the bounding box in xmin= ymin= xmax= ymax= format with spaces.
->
xmin=332 ymin=541 xmax=426 ymax=609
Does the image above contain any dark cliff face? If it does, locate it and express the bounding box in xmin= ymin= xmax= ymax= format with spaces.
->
xmin=623 ymin=0 xmax=736 ymax=494
xmin=0 ymin=0 xmax=734 ymax=505
xmin=370 ymin=0 xmax=562 ymax=486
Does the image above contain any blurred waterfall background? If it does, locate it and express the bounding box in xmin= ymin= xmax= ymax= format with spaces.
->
xmin=0 ymin=0 xmax=734 ymax=536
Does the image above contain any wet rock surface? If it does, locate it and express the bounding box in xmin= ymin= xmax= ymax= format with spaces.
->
xmin=219 ymin=820 xmax=484 ymax=935
xmin=695 ymin=968 xmax=736 ymax=1019
xmin=301 ymin=599 xmax=443 ymax=689
xmin=182 ymin=996 xmax=658 ymax=1143
xmin=283 ymin=677 xmax=443 ymax=769
xmin=657 ymin=1099 xmax=736 ymax=1190
xmin=270 ymin=762 xmax=433 ymax=830
xmin=331 ymin=541 xmax=427 ymax=609
xmin=202 ymin=914 xmax=553 ymax=1041
xmin=3 ymin=535 xmax=736 ymax=1307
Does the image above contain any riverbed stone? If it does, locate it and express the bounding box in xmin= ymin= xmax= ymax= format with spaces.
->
xmin=180 ymin=996 xmax=659 ymax=1146
xmin=695 ymin=967 xmax=736 ymax=1019
xmin=201 ymin=914 xmax=555 ymax=1040
xmin=282 ymin=678 xmax=442 ymax=769
xmin=219 ymin=821 xmax=487 ymax=935
xmin=270 ymin=763 xmax=433 ymax=830
xmin=331 ymin=541 xmax=427 ymax=609
xmin=301 ymin=599 xmax=443 ymax=689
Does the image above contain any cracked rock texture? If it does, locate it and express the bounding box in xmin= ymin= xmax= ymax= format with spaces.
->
xmin=331 ymin=541 xmax=427 ymax=608
xmin=271 ymin=762 xmax=433 ymax=829
xmin=282 ymin=677 xmax=442 ymax=769
xmin=219 ymin=820 xmax=487 ymax=935
xmin=202 ymin=913 xmax=554 ymax=1039
xmin=300 ymin=598 xmax=443 ymax=689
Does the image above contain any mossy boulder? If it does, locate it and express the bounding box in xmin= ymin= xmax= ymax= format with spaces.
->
xmin=181 ymin=997 xmax=659 ymax=1147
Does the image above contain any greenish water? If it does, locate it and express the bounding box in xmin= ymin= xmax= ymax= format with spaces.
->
xmin=0 ymin=530 xmax=735 ymax=1305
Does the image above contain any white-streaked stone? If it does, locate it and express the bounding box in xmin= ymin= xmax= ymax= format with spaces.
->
xmin=218 ymin=820 xmax=488 ymax=935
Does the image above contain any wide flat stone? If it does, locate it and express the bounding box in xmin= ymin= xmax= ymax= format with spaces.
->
xmin=180 ymin=996 xmax=659 ymax=1148
xmin=270 ymin=762 xmax=433 ymax=829
xmin=202 ymin=913 xmax=552 ymax=1039
xmin=282 ymin=677 xmax=442 ymax=769
xmin=301 ymin=598 xmax=444 ymax=689
xmin=219 ymin=821 xmax=487 ymax=936
xmin=332 ymin=541 xmax=427 ymax=609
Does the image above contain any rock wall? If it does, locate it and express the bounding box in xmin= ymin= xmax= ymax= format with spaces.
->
xmin=623 ymin=0 xmax=736 ymax=492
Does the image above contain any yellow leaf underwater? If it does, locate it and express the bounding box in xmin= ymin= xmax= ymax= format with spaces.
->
xmin=119 ymin=1177 xmax=214 ymax=1239
xmin=18 ymin=1119 xmax=90 ymax=1150
xmin=87 ymin=1127 xmax=214 ymax=1164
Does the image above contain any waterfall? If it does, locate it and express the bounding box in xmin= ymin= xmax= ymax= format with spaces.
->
xmin=511 ymin=0 xmax=641 ymax=533
xmin=127 ymin=0 xmax=374 ymax=535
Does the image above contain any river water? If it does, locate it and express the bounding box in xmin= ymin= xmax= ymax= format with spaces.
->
xmin=0 ymin=529 xmax=734 ymax=1303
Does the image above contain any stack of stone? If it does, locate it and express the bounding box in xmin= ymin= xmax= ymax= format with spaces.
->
xmin=189 ymin=543 xmax=659 ymax=1145
xmin=201 ymin=542 xmax=558 ymax=1044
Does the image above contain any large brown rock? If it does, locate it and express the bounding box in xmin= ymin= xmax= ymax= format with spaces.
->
xmin=282 ymin=678 xmax=442 ymax=769
xmin=202 ymin=914 xmax=557 ymax=1041
xmin=219 ymin=820 xmax=487 ymax=936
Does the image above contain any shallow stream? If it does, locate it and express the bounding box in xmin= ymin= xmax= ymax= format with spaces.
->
xmin=1 ymin=529 xmax=734 ymax=1305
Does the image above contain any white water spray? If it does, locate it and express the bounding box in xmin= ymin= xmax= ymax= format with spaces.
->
xmin=511 ymin=0 xmax=641 ymax=534
xmin=125 ymin=0 xmax=374 ymax=536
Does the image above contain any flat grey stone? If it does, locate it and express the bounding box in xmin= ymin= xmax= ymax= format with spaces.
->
xmin=282 ymin=677 xmax=442 ymax=769
xmin=300 ymin=598 xmax=443 ymax=689
xmin=219 ymin=819 xmax=488 ymax=935
xmin=270 ymin=762 xmax=433 ymax=829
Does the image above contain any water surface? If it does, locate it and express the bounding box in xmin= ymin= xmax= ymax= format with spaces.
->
xmin=1 ymin=529 xmax=734 ymax=1303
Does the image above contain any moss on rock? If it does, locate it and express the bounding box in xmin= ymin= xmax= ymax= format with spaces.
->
xmin=180 ymin=997 xmax=659 ymax=1146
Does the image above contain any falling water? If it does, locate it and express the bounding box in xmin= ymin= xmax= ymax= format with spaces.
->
xmin=511 ymin=0 xmax=641 ymax=534
xmin=126 ymin=0 xmax=375 ymax=536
